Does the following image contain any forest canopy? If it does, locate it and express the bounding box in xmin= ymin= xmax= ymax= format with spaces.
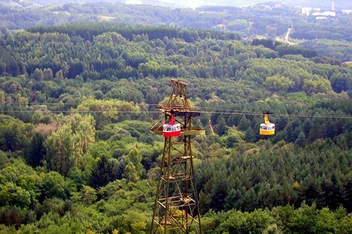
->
xmin=1 ymin=18 xmax=352 ymax=233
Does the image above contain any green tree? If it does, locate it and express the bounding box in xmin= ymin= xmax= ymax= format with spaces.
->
xmin=89 ymin=156 xmax=114 ymax=189
xmin=43 ymin=68 xmax=54 ymax=80
xmin=0 ymin=116 xmax=32 ymax=153
xmin=294 ymin=131 xmax=306 ymax=147
xmin=73 ymin=97 xmax=140 ymax=127
xmin=55 ymin=69 xmax=64 ymax=79
xmin=314 ymin=207 xmax=339 ymax=233
xmin=66 ymin=113 xmax=96 ymax=158
xmin=0 ymin=90 xmax=5 ymax=104
xmin=339 ymin=215 xmax=352 ymax=234
xmin=122 ymin=210 xmax=147 ymax=234
xmin=0 ymin=182 xmax=31 ymax=207
xmin=245 ymin=126 xmax=256 ymax=143
xmin=26 ymin=132 xmax=46 ymax=167
xmin=0 ymin=150 xmax=9 ymax=166
xmin=72 ymin=185 xmax=97 ymax=205
xmin=44 ymin=114 xmax=95 ymax=176
xmin=41 ymin=171 xmax=75 ymax=200
xmin=123 ymin=147 xmax=145 ymax=182
xmin=44 ymin=124 xmax=74 ymax=176
xmin=33 ymin=68 xmax=44 ymax=81
xmin=238 ymin=116 xmax=250 ymax=131
xmin=123 ymin=162 xmax=139 ymax=183
xmin=215 ymin=115 xmax=227 ymax=135
xmin=265 ymin=75 xmax=294 ymax=92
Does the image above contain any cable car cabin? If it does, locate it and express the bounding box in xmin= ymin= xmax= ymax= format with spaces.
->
xmin=260 ymin=114 xmax=275 ymax=136
xmin=260 ymin=123 xmax=275 ymax=136
xmin=163 ymin=115 xmax=181 ymax=138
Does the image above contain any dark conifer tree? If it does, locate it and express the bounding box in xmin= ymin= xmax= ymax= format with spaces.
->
xmin=245 ymin=126 xmax=256 ymax=143
xmin=89 ymin=156 xmax=113 ymax=189
xmin=26 ymin=132 xmax=45 ymax=167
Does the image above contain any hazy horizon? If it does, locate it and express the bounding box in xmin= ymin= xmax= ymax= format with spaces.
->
xmin=136 ymin=0 xmax=351 ymax=10
xmin=9 ymin=0 xmax=352 ymax=10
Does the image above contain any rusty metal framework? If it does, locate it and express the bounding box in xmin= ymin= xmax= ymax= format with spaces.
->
xmin=150 ymin=79 xmax=204 ymax=234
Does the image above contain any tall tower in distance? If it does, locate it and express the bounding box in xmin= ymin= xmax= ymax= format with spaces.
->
xmin=150 ymin=78 xmax=204 ymax=234
xmin=332 ymin=1 xmax=335 ymax=11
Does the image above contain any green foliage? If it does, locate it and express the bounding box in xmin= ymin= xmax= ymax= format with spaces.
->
xmin=202 ymin=203 xmax=352 ymax=234
xmin=202 ymin=208 xmax=275 ymax=234
xmin=299 ymin=39 xmax=352 ymax=62
xmin=0 ymin=159 xmax=41 ymax=206
xmin=44 ymin=114 xmax=95 ymax=176
xmin=0 ymin=150 xmax=9 ymax=167
xmin=71 ymin=185 xmax=97 ymax=205
xmin=0 ymin=18 xmax=352 ymax=234
xmin=0 ymin=115 xmax=32 ymax=153
xmin=73 ymin=97 xmax=140 ymax=127
xmin=302 ymin=78 xmax=332 ymax=95
xmin=265 ymin=75 xmax=294 ymax=92
xmin=89 ymin=156 xmax=119 ymax=189
xmin=215 ymin=115 xmax=227 ymax=135
xmin=26 ymin=132 xmax=45 ymax=167
xmin=123 ymin=147 xmax=144 ymax=182
xmin=244 ymin=126 xmax=256 ymax=143
xmin=0 ymin=182 xmax=31 ymax=207
xmin=41 ymin=171 xmax=76 ymax=200
xmin=44 ymin=124 xmax=74 ymax=176
xmin=339 ymin=214 xmax=352 ymax=234
xmin=119 ymin=210 xmax=148 ymax=234
xmin=98 ymin=120 xmax=158 ymax=144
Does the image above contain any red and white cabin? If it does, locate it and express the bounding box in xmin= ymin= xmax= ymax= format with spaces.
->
xmin=163 ymin=115 xmax=181 ymax=137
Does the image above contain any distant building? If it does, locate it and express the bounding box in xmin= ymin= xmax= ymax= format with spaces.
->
xmin=316 ymin=17 xmax=328 ymax=20
xmin=312 ymin=11 xmax=336 ymax=17
xmin=302 ymin=7 xmax=312 ymax=15
xmin=301 ymin=7 xmax=322 ymax=16
xmin=126 ymin=0 xmax=142 ymax=4
xmin=342 ymin=10 xmax=352 ymax=14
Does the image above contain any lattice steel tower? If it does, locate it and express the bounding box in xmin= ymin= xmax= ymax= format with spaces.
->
xmin=150 ymin=79 xmax=204 ymax=234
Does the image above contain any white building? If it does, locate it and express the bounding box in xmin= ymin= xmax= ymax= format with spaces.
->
xmin=312 ymin=11 xmax=336 ymax=17
xmin=302 ymin=7 xmax=312 ymax=16
xmin=342 ymin=10 xmax=352 ymax=14
xmin=316 ymin=17 xmax=328 ymax=20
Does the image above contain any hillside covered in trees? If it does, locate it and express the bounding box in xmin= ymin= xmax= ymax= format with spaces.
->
xmin=1 ymin=1 xmax=352 ymax=62
xmin=1 ymin=20 xmax=352 ymax=232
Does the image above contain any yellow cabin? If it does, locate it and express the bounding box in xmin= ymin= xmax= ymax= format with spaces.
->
xmin=260 ymin=113 xmax=275 ymax=136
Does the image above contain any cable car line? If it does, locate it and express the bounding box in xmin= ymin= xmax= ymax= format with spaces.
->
xmin=1 ymin=108 xmax=352 ymax=120
xmin=1 ymin=103 xmax=352 ymax=120
xmin=195 ymin=110 xmax=352 ymax=120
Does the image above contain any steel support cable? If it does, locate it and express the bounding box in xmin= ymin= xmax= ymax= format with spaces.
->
xmin=1 ymin=104 xmax=352 ymax=119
